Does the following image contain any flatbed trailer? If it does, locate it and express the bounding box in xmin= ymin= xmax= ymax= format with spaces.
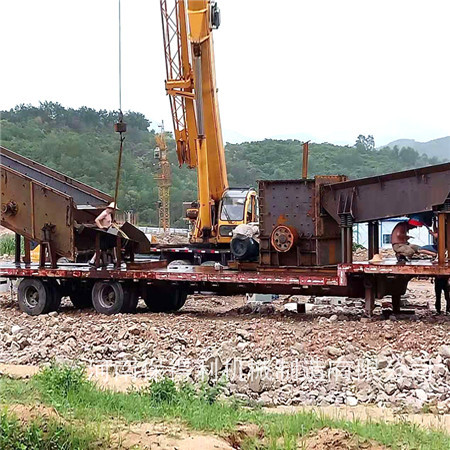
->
xmin=1 ymin=258 xmax=449 ymax=317
xmin=2 ymin=146 xmax=448 ymax=317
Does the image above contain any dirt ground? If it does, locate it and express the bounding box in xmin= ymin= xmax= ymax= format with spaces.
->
xmin=2 ymin=280 xmax=448 ymax=363
xmin=3 ymin=402 xmax=390 ymax=450
xmin=302 ymin=427 xmax=387 ymax=450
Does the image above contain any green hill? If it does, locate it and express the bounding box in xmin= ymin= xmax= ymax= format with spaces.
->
xmin=0 ymin=103 xmax=441 ymax=226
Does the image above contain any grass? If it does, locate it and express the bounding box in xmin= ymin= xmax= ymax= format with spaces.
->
xmin=0 ymin=234 xmax=18 ymax=256
xmin=1 ymin=364 xmax=449 ymax=449
xmin=0 ymin=409 xmax=104 ymax=450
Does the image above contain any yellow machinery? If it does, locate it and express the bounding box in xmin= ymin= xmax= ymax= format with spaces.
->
xmin=160 ymin=0 xmax=256 ymax=244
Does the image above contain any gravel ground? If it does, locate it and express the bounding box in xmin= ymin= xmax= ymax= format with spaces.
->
xmin=1 ymin=280 xmax=449 ymax=413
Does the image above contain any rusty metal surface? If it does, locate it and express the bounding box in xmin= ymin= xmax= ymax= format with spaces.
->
xmin=1 ymin=166 xmax=75 ymax=259
xmin=120 ymin=221 xmax=152 ymax=253
xmin=0 ymin=262 xmax=343 ymax=292
xmin=0 ymin=146 xmax=112 ymax=207
xmin=341 ymin=260 xmax=450 ymax=275
xmin=0 ymin=146 xmax=119 ymax=261
xmin=321 ymin=162 xmax=450 ymax=223
xmin=1 ymin=260 xmax=448 ymax=297
xmin=259 ymin=176 xmax=345 ymax=267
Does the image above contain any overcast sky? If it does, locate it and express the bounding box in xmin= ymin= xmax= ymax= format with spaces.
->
xmin=2 ymin=0 xmax=449 ymax=146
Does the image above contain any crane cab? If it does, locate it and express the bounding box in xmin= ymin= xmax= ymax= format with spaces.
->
xmin=217 ymin=188 xmax=258 ymax=244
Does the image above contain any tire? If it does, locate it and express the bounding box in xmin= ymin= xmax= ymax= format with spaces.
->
xmin=143 ymin=286 xmax=187 ymax=312
xmin=47 ymin=279 xmax=62 ymax=312
xmin=121 ymin=284 xmax=139 ymax=313
xmin=92 ymin=281 xmax=124 ymax=315
xmin=200 ymin=260 xmax=216 ymax=267
xmin=69 ymin=282 xmax=93 ymax=309
xmin=167 ymin=260 xmax=192 ymax=269
xmin=57 ymin=257 xmax=71 ymax=264
xmin=18 ymin=279 xmax=53 ymax=316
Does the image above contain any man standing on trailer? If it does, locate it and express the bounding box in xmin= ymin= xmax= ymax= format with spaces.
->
xmin=95 ymin=202 xmax=115 ymax=230
xmin=89 ymin=202 xmax=116 ymax=266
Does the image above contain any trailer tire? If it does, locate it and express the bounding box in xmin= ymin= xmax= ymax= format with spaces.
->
xmin=18 ymin=279 xmax=53 ymax=316
xmin=92 ymin=281 xmax=124 ymax=315
xmin=143 ymin=286 xmax=187 ymax=312
xmin=121 ymin=284 xmax=139 ymax=313
xmin=167 ymin=260 xmax=192 ymax=269
xmin=47 ymin=279 xmax=62 ymax=312
xmin=200 ymin=260 xmax=216 ymax=267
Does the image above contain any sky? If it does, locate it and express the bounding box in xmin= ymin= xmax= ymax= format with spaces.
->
xmin=2 ymin=0 xmax=450 ymax=147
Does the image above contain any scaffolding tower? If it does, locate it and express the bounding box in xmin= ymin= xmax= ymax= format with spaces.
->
xmin=154 ymin=124 xmax=171 ymax=231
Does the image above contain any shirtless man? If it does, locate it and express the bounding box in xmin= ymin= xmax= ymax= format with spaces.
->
xmin=89 ymin=202 xmax=116 ymax=266
xmin=391 ymin=220 xmax=419 ymax=262
xmin=95 ymin=202 xmax=115 ymax=229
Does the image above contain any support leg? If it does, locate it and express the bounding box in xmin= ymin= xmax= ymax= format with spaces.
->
xmin=346 ymin=226 xmax=353 ymax=263
xmin=23 ymin=238 xmax=31 ymax=264
xmin=340 ymin=226 xmax=347 ymax=263
xmin=39 ymin=243 xmax=46 ymax=268
xmin=129 ymin=244 xmax=135 ymax=263
xmin=368 ymin=222 xmax=375 ymax=260
xmin=14 ymin=233 xmax=21 ymax=265
xmin=94 ymin=233 xmax=101 ymax=268
xmin=438 ymin=213 xmax=446 ymax=265
xmin=374 ymin=221 xmax=380 ymax=255
xmin=364 ymin=282 xmax=375 ymax=317
xmin=49 ymin=244 xmax=57 ymax=269
xmin=446 ymin=213 xmax=450 ymax=261
xmin=392 ymin=293 xmax=401 ymax=314
xmin=115 ymin=236 xmax=122 ymax=269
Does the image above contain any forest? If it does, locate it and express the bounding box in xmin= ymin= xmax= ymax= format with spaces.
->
xmin=0 ymin=102 xmax=442 ymax=226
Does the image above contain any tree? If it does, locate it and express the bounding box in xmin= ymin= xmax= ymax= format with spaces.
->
xmin=0 ymin=103 xmax=440 ymax=226
xmin=355 ymin=134 xmax=375 ymax=151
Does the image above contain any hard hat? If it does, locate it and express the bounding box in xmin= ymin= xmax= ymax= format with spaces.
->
xmin=368 ymin=253 xmax=383 ymax=264
xmin=408 ymin=218 xmax=423 ymax=227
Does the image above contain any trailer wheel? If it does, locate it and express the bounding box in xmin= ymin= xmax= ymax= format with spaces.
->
xmin=17 ymin=279 xmax=53 ymax=316
xmin=200 ymin=260 xmax=216 ymax=267
xmin=92 ymin=281 xmax=124 ymax=315
xmin=143 ymin=286 xmax=187 ymax=312
xmin=47 ymin=279 xmax=62 ymax=312
xmin=121 ymin=284 xmax=139 ymax=313
xmin=167 ymin=260 xmax=192 ymax=269
xmin=69 ymin=282 xmax=93 ymax=309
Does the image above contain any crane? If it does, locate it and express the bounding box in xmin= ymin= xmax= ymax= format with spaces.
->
xmin=160 ymin=0 xmax=257 ymax=245
xmin=154 ymin=122 xmax=171 ymax=231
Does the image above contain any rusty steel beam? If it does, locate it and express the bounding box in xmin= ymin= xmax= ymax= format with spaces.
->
xmin=321 ymin=162 xmax=450 ymax=223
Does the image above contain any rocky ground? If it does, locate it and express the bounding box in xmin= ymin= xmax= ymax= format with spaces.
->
xmin=0 ymin=280 xmax=449 ymax=415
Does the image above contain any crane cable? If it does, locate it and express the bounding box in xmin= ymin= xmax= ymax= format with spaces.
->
xmin=118 ymin=0 xmax=122 ymax=114
xmin=113 ymin=0 xmax=126 ymax=220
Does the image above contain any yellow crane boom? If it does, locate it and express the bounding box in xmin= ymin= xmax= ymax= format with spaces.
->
xmin=160 ymin=1 xmax=256 ymax=244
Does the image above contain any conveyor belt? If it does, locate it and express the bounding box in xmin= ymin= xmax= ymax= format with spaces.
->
xmin=0 ymin=146 xmax=111 ymax=207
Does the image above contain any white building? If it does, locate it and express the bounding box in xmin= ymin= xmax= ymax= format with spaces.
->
xmin=354 ymin=218 xmax=434 ymax=249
